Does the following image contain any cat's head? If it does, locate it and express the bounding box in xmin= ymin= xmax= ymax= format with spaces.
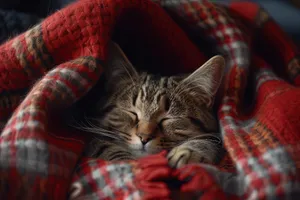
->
xmin=93 ymin=42 xmax=225 ymax=157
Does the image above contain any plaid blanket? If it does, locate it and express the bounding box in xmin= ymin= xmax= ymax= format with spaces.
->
xmin=0 ymin=0 xmax=300 ymax=199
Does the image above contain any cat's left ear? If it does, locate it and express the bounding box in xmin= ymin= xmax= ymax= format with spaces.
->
xmin=180 ymin=55 xmax=225 ymax=107
xmin=103 ymin=41 xmax=138 ymax=91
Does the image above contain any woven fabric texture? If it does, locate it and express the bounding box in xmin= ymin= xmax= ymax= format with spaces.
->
xmin=0 ymin=0 xmax=299 ymax=199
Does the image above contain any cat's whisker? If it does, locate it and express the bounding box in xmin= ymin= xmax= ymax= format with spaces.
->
xmin=68 ymin=115 xmax=89 ymax=127
xmin=82 ymin=116 xmax=133 ymax=141
xmin=78 ymin=47 xmax=224 ymax=166
xmin=94 ymin=125 xmax=131 ymax=138
xmin=120 ymin=61 xmax=136 ymax=87
xmin=77 ymin=126 xmax=121 ymax=140
xmin=83 ymin=115 xmax=131 ymax=137
xmin=68 ymin=120 xmax=93 ymax=133
xmin=70 ymin=118 xmax=123 ymax=140
xmin=105 ymin=125 xmax=131 ymax=136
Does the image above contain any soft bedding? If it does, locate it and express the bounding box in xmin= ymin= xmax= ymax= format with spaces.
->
xmin=0 ymin=0 xmax=299 ymax=199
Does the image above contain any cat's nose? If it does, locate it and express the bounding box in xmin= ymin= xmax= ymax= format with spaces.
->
xmin=137 ymin=133 xmax=155 ymax=145
xmin=136 ymin=121 xmax=157 ymax=145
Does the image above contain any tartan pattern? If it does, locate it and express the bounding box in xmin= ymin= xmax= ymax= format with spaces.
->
xmin=0 ymin=0 xmax=299 ymax=199
xmin=70 ymin=159 xmax=142 ymax=200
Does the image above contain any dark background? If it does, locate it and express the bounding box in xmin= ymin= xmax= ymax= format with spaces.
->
xmin=0 ymin=0 xmax=299 ymax=43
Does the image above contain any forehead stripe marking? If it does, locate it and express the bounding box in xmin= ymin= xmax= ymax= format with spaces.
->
xmin=159 ymin=77 xmax=166 ymax=88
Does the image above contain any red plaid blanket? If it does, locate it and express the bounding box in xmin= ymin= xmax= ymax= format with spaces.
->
xmin=0 ymin=0 xmax=300 ymax=199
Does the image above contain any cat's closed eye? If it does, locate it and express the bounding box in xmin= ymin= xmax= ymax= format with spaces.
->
xmin=158 ymin=118 xmax=170 ymax=130
xmin=84 ymin=42 xmax=224 ymax=167
xmin=124 ymin=110 xmax=138 ymax=124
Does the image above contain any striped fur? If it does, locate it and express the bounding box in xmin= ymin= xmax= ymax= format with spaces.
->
xmin=83 ymin=42 xmax=225 ymax=168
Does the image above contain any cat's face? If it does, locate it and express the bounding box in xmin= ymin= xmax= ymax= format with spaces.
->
xmin=93 ymin=42 xmax=225 ymax=158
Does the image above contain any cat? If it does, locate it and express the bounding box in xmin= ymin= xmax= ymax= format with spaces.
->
xmin=82 ymin=42 xmax=225 ymax=168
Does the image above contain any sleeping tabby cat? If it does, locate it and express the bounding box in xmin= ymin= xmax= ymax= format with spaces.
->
xmin=82 ymin=42 xmax=225 ymax=168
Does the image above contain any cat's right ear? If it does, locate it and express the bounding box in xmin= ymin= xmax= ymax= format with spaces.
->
xmin=104 ymin=41 xmax=138 ymax=91
xmin=176 ymin=55 xmax=225 ymax=107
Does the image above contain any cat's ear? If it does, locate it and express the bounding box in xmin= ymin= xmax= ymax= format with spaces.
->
xmin=104 ymin=41 xmax=138 ymax=91
xmin=179 ymin=55 xmax=225 ymax=107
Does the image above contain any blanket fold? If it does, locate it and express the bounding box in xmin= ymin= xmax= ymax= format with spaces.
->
xmin=0 ymin=0 xmax=300 ymax=199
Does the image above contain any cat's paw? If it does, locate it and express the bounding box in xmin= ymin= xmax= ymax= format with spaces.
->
xmin=167 ymin=146 xmax=210 ymax=168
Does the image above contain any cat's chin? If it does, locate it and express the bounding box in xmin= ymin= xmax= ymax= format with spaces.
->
xmin=132 ymin=148 xmax=162 ymax=158
xmin=134 ymin=150 xmax=150 ymax=158
xmin=128 ymin=143 xmax=162 ymax=157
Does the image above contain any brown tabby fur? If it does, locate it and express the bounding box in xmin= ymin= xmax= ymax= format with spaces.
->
xmin=82 ymin=42 xmax=225 ymax=168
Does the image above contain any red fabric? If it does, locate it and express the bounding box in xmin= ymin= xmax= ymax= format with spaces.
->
xmin=0 ymin=0 xmax=299 ymax=199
